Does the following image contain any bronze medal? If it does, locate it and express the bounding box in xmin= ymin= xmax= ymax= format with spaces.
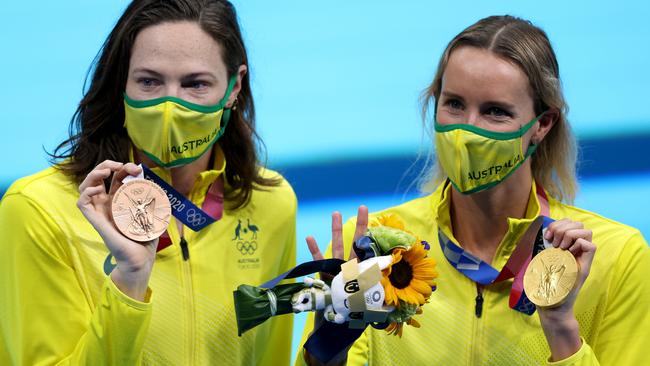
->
xmin=523 ymin=247 xmax=579 ymax=308
xmin=111 ymin=179 xmax=171 ymax=242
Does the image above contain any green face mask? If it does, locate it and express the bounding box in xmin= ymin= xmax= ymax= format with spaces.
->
xmin=123 ymin=76 xmax=236 ymax=168
xmin=434 ymin=113 xmax=543 ymax=194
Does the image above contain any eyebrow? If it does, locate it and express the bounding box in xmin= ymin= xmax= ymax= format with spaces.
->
xmin=441 ymin=91 xmax=517 ymax=111
xmin=131 ymin=68 xmax=164 ymax=78
xmin=440 ymin=91 xmax=465 ymax=102
xmin=131 ymin=68 xmax=217 ymax=80
xmin=181 ymin=72 xmax=217 ymax=81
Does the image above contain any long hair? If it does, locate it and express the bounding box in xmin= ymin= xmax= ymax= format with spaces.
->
xmin=49 ymin=0 xmax=279 ymax=209
xmin=420 ymin=15 xmax=578 ymax=202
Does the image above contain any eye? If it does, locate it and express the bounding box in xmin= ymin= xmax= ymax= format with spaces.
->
xmin=484 ymin=106 xmax=512 ymax=119
xmin=137 ymin=78 xmax=160 ymax=89
xmin=182 ymin=80 xmax=210 ymax=91
xmin=445 ymin=99 xmax=464 ymax=111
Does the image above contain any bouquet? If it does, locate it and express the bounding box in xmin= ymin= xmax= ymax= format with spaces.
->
xmin=233 ymin=214 xmax=438 ymax=362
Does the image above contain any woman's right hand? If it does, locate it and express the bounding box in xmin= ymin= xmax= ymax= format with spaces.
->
xmin=303 ymin=205 xmax=369 ymax=366
xmin=306 ymin=205 xmax=369 ymax=265
xmin=77 ymin=160 xmax=158 ymax=301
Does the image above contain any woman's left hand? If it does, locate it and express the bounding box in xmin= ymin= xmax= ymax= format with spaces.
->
xmin=537 ymin=218 xmax=597 ymax=361
xmin=543 ymin=219 xmax=597 ymax=316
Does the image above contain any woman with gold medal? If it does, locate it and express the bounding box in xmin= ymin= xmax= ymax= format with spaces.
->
xmin=298 ymin=15 xmax=650 ymax=365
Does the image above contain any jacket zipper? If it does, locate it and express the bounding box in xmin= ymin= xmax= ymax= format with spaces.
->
xmin=471 ymin=283 xmax=485 ymax=365
xmin=475 ymin=284 xmax=484 ymax=318
xmin=180 ymin=236 xmax=190 ymax=260
xmin=180 ymin=236 xmax=195 ymax=363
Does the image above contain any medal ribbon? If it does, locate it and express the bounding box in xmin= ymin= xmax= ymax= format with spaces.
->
xmin=258 ymin=258 xmax=345 ymax=289
xmin=103 ymin=165 xmax=223 ymax=273
xmin=141 ymin=164 xmax=223 ymax=233
xmin=438 ymin=183 xmax=553 ymax=314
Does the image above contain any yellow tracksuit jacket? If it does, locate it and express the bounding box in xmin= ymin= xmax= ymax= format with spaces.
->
xmin=297 ymin=182 xmax=650 ymax=365
xmin=0 ymin=159 xmax=297 ymax=365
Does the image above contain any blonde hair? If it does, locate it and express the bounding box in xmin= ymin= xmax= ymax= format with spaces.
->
xmin=419 ymin=15 xmax=577 ymax=202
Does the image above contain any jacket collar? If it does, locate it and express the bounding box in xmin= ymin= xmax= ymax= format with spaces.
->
xmin=128 ymin=144 xmax=226 ymax=203
xmin=432 ymin=180 xmax=542 ymax=268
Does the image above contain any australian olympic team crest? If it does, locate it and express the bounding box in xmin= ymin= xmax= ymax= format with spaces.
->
xmin=233 ymin=218 xmax=262 ymax=269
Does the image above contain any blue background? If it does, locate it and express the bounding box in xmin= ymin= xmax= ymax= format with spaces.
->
xmin=1 ymin=0 xmax=649 ymax=362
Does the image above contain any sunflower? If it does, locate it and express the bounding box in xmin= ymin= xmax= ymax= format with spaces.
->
xmin=381 ymin=243 xmax=437 ymax=307
xmin=385 ymin=304 xmax=423 ymax=337
xmin=370 ymin=213 xmax=406 ymax=231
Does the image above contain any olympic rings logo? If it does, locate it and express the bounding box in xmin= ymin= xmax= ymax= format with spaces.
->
xmin=517 ymin=297 xmax=536 ymax=314
xmin=236 ymin=240 xmax=258 ymax=255
xmin=185 ymin=208 xmax=207 ymax=227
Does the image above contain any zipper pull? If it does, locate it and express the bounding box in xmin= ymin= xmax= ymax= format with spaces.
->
xmin=475 ymin=285 xmax=484 ymax=318
xmin=180 ymin=236 xmax=190 ymax=261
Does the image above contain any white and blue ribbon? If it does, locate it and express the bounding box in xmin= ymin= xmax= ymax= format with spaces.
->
xmin=439 ymin=216 xmax=555 ymax=315
xmin=141 ymin=164 xmax=217 ymax=231
xmin=440 ymin=235 xmax=500 ymax=284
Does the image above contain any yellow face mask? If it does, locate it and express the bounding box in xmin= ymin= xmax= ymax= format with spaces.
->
xmin=434 ymin=113 xmax=543 ymax=194
xmin=123 ymin=76 xmax=236 ymax=168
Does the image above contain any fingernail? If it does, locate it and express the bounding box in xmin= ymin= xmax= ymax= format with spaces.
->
xmin=544 ymin=230 xmax=551 ymax=240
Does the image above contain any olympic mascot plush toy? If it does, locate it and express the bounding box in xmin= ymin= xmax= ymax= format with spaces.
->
xmin=233 ymin=214 xmax=438 ymax=363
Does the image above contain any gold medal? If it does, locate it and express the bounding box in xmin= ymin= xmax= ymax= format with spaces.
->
xmin=523 ymin=248 xmax=579 ymax=308
xmin=111 ymin=179 xmax=171 ymax=242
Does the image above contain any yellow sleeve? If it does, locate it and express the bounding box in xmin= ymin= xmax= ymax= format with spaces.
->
xmin=546 ymin=338 xmax=598 ymax=366
xmin=547 ymin=230 xmax=650 ymax=366
xmin=0 ymin=192 xmax=153 ymax=365
xmin=293 ymin=218 xmax=370 ymax=366
xmin=591 ymin=231 xmax=650 ymax=364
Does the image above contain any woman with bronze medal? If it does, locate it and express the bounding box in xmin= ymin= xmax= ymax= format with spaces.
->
xmin=0 ymin=1 xmax=297 ymax=364
xmin=299 ymin=16 xmax=650 ymax=365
